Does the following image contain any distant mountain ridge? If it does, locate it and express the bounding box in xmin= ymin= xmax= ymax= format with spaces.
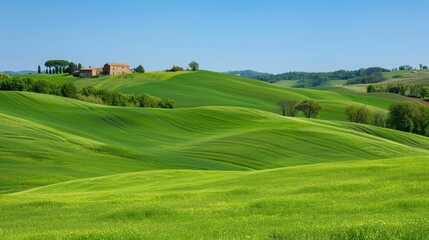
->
xmin=1 ymin=70 xmax=37 ymax=75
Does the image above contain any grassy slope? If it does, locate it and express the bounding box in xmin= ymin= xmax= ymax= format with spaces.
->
xmin=2 ymin=71 xmax=429 ymax=239
xmin=1 ymin=156 xmax=428 ymax=239
xmin=1 ymin=91 xmax=429 ymax=194
xmin=344 ymin=70 xmax=429 ymax=92
xmin=20 ymin=71 xmax=409 ymax=120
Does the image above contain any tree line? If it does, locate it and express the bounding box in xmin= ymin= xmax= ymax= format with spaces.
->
xmin=367 ymin=84 xmax=429 ymax=100
xmin=246 ymin=67 xmax=390 ymax=87
xmin=396 ymin=64 xmax=428 ymax=71
xmin=232 ymin=64 xmax=428 ymax=88
xmin=345 ymin=103 xmax=429 ymax=137
xmin=0 ymin=74 xmax=77 ymax=98
xmin=345 ymin=72 xmax=386 ymax=85
xmin=39 ymin=60 xmax=83 ymax=75
xmin=79 ymin=87 xmax=175 ymax=108
xmin=0 ymin=74 xmax=175 ymax=109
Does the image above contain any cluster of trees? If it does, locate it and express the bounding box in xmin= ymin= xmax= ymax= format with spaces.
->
xmin=243 ymin=67 xmax=390 ymax=87
xmin=388 ymin=102 xmax=429 ymax=136
xmin=0 ymin=75 xmax=175 ymax=109
xmin=166 ymin=61 xmax=199 ymax=72
xmin=80 ymin=87 xmax=175 ymax=108
xmin=278 ymin=99 xmax=322 ymax=118
xmin=346 ymin=105 xmax=387 ymax=127
xmin=167 ymin=65 xmax=184 ymax=72
xmin=41 ymin=60 xmax=82 ymax=75
xmin=66 ymin=62 xmax=82 ymax=74
xmin=0 ymin=75 xmax=77 ymax=98
xmin=367 ymin=84 xmax=429 ymax=100
xmin=134 ymin=65 xmax=145 ymax=73
xmin=345 ymin=103 xmax=429 ymax=137
xmin=398 ymin=65 xmax=414 ymax=71
xmin=392 ymin=64 xmax=428 ymax=71
xmin=345 ymin=72 xmax=386 ymax=85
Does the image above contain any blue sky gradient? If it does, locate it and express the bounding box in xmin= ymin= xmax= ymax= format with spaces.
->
xmin=1 ymin=0 xmax=428 ymax=73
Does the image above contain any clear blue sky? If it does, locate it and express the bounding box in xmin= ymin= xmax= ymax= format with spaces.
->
xmin=1 ymin=0 xmax=428 ymax=73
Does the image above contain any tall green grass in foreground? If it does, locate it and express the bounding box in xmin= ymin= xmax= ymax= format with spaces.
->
xmin=1 ymin=157 xmax=428 ymax=239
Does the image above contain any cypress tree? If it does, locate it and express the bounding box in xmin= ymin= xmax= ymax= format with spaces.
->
xmin=38 ymin=65 xmax=41 ymax=74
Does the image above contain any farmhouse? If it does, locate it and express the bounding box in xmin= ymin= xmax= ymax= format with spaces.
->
xmin=78 ymin=68 xmax=102 ymax=78
xmin=75 ymin=63 xmax=132 ymax=77
xmin=103 ymin=63 xmax=132 ymax=75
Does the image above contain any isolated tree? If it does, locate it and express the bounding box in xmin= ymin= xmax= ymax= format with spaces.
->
xmin=420 ymin=64 xmax=423 ymax=70
xmin=345 ymin=105 xmax=372 ymax=124
xmin=134 ymin=65 xmax=145 ymax=73
xmin=189 ymin=61 xmax=199 ymax=71
xmin=278 ymin=99 xmax=297 ymax=116
xmin=67 ymin=62 xmax=77 ymax=74
xmin=296 ymin=100 xmax=322 ymax=118
xmin=423 ymin=66 xmax=428 ymax=70
xmin=37 ymin=65 xmax=41 ymax=74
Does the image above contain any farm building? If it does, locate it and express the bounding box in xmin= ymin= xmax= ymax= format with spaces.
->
xmin=103 ymin=63 xmax=132 ymax=75
xmin=78 ymin=68 xmax=102 ymax=78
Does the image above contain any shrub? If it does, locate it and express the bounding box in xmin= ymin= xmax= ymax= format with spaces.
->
xmin=345 ymin=105 xmax=372 ymax=124
xmin=372 ymin=111 xmax=387 ymax=127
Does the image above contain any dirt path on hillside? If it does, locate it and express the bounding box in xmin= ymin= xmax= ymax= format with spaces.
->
xmin=408 ymin=97 xmax=429 ymax=106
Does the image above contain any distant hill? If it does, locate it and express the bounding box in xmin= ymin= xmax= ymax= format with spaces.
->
xmin=227 ymin=67 xmax=391 ymax=87
xmin=1 ymin=70 xmax=37 ymax=75
xmin=226 ymin=70 xmax=273 ymax=79
xmin=16 ymin=70 xmax=409 ymax=120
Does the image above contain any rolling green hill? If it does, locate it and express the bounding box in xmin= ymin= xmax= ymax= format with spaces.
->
xmin=2 ymin=91 xmax=429 ymax=194
xmin=1 ymin=71 xmax=429 ymax=239
xmin=19 ymin=71 xmax=412 ymax=120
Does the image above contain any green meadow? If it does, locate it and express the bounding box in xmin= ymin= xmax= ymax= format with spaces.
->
xmin=1 ymin=71 xmax=429 ymax=239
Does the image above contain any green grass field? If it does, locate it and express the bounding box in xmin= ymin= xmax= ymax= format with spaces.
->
xmin=343 ymin=70 xmax=429 ymax=92
xmin=1 ymin=71 xmax=429 ymax=239
xmin=20 ymin=71 xmax=410 ymax=121
xmin=2 ymin=156 xmax=428 ymax=239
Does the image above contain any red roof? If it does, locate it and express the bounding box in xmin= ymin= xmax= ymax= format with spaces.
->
xmin=79 ymin=68 xmax=97 ymax=71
